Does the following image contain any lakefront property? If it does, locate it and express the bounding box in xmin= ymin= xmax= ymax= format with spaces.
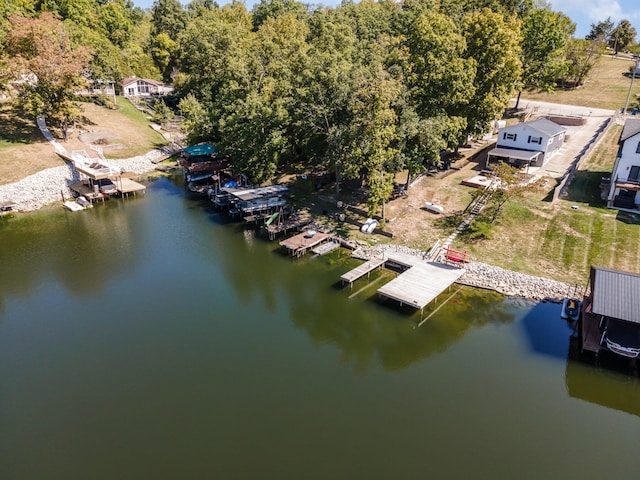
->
xmin=2 ymin=1 xmax=640 ymax=477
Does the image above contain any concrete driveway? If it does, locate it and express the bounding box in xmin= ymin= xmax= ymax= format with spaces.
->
xmin=512 ymin=98 xmax=617 ymax=179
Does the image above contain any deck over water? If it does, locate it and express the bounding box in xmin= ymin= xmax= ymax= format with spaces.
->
xmin=280 ymin=231 xmax=329 ymax=256
xmin=378 ymin=253 xmax=464 ymax=309
xmin=116 ymin=178 xmax=146 ymax=195
xmin=341 ymin=250 xmax=465 ymax=310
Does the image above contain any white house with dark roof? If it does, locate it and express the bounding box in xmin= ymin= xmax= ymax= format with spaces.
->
xmin=121 ymin=77 xmax=174 ymax=98
xmin=607 ymin=118 xmax=640 ymax=210
xmin=486 ymin=118 xmax=567 ymax=168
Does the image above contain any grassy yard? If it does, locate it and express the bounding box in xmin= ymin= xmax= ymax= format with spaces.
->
xmin=446 ymin=123 xmax=640 ymax=284
xmin=523 ymin=56 xmax=640 ymax=111
xmin=0 ymin=97 xmax=166 ymax=184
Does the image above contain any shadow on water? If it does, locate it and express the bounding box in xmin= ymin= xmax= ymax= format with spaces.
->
xmin=520 ymin=301 xmax=575 ymax=359
xmin=289 ymin=275 xmax=517 ymax=372
xmin=565 ymin=341 xmax=640 ymax=417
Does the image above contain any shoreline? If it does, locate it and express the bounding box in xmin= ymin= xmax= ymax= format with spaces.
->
xmin=0 ymin=151 xmax=162 ymax=212
xmin=0 ymin=156 xmax=578 ymax=303
xmin=353 ymin=244 xmax=579 ymax=302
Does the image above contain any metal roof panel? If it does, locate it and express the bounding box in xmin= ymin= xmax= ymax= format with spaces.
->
xmin=591 ymin=266 xmax=640 ymax=324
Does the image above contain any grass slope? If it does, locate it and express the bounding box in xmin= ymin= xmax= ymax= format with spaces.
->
xmin=524 ymin=56 xmax=640 ymax=111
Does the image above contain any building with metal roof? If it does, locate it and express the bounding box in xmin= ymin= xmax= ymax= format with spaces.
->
xmin=582 ymin=266 xmax=640 ymax=360
xmin=590 ymin=266 xmax=640 ymax=325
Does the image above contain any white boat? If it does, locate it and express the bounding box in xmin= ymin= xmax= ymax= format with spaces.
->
xmin=424 ymin=201 xmax=444 ymax=214
xmin=560 ymin=297 xmax=581 ymax=322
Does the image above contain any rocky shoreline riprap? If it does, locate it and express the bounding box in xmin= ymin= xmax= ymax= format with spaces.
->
xmin=352 ymin=243 xmax=578 ymax=302
xmin=0 ymin=151 xmax=161 ymax=212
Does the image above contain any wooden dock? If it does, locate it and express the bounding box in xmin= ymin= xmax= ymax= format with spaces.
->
xmin=341 ymin=250 xmax=465 ymax=311
xmin=116 ymin=177 xmax=146 ymax=196
xmin=69 ymin=181 xmax=105 ymax=203
xmin=378 ymin=260 xmax=464 ymax=310
xmin=280 ymin=231 xmax=330 ymax=257
xmin=341 ymin=256 xmax=386 ymax=286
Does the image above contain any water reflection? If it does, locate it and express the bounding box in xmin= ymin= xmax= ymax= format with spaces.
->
xmin=0 ymin=196 xmax=142 ymax=312
xmin=565 ymin=353 xmax=640 ymax=417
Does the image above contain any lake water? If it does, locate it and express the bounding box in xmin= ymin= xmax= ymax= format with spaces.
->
xmin=1 ymin=177 xmax=639 ymax=480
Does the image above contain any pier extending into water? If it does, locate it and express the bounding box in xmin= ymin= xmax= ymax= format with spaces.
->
xmin=341 ymin=250 xmax=465 ymax=313
xmin=280 ymin=231 xmax=331 ymax=257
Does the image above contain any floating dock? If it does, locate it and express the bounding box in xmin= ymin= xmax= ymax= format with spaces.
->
xmin=312 ymin=238 xmax=341 ymax=255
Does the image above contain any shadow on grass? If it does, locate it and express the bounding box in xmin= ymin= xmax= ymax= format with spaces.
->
xmin=0 ymin=103 xmax=42 ymax=145
xmin=563 ymin=169 xmax=609 ymax=207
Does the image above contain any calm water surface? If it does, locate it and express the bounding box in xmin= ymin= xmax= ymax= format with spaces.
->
xmin=1 ymin=177 xmax=639 ymax=480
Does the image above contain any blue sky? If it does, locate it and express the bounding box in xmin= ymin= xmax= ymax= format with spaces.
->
xmin=133 ymin=0 xmax=640 ymax=40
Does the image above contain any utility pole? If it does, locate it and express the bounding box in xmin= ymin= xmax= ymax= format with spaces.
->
xmin=623 ymin=55 xmax=640 ymax=114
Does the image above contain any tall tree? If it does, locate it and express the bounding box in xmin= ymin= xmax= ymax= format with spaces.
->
xmin=462 ymin=8 xmax=521 ymax=139
xmin=150 ymin=0 xmax=188 ymax=79
xmin=515 ymin=7 xmax=569 ymax=108
xmin=4 ymin=12 xmax=92 ymax=139
xmin=585 ymin=17 xmax=614 ymax=44
xmin=559 ymin=38 xmax=600 ymax=88
xmin=217 ymin=14 xmax=311 ymax=183
xmin=347 ymin=41 xmax=402 ymax=219
xmin=609 ymin=20 xmax=637 ymax=55
xmin=407 ymin=10 xmax=475 ymax=118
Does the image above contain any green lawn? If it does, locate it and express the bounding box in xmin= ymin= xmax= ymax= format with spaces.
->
xmin=447 ymin=123 xmax=640 ymax=284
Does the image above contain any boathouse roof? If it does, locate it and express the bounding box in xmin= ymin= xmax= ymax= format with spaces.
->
xmin=222 ymin=185 xmax=288 ymax=202
xmin=183 ymin=143 xmax=217 ymax=157
xmin=590 ymin=266 xmax=640 ymax=324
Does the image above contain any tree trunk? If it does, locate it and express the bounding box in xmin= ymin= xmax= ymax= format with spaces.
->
xmin=404 ymin=171 xmax=411 ymax=190
xmin=515 ymin=91 xmax=522 ymax=110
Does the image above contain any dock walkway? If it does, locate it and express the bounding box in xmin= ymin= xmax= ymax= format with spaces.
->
xmin=341 ymin=256 xmax=386 ymax=285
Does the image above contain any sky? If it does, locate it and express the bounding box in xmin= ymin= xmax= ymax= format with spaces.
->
xmin=133 ymin=0 xmax=640 ymax=40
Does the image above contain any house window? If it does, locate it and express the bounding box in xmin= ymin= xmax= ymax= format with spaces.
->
xmin=528 ymin=136 xmax=542 ymax=144
xmin=504 ymin=133 xmax=517 ymax=141
xmin=636 ymin=141 xmax=640 ymax=153
xmin=630 ymin=165 xmax=640 ymax=181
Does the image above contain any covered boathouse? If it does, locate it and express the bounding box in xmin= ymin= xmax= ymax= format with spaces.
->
xmin=581 ymin=266 xmax=640 ymax=360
